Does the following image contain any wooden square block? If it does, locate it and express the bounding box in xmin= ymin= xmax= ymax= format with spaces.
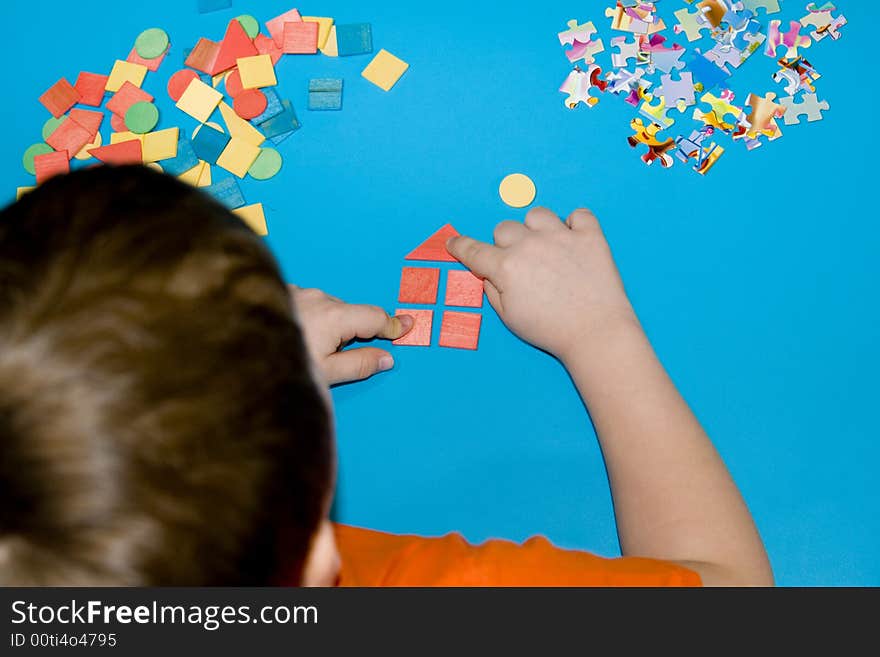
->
xmin=205 ymin=177 xmax=245 ymax=209
xmin=307 ymin=91 xmax=341 ymax=111
xmin=68 ymin=109 xmax=103 ymax=140
xmin=33 ymin=150 xmax=70 ymax=184
xmin=175 ymin=78 xmax=223 ymax=123
xmin=398 ymin=267 xmax=440 ymax=304
xmin=335 ymin=23 xmax=372 ymax=56
xmin=282 ymin=21 xmax=319 ymax=54
xmin=106 ymin=81 xmax=154 ymax=117
xmin=361 ymin=49 xmax=409 ymax=91
xmin=266 ymin=8 xmax=303 ymax=48
xmin=185 ymin=38 xmax=220 ymax=75
xmin=216 ymin=137 xmax=261 ymax=178
xmin=191 ymin=124 xmax=230 ymax=164
xmin=444 ymin=270 xmax=484 ymax=308
xmin=74 ymin=72 xmax=108 ymax=107
xmin=39 ymin=78 xmax=80 ymax=118
xmin=393 ymin=309 xmax=433 ymax=347
xmin=237 ymin=54 xmax=277 ymax=89
xmin=105 ymin=60 xmax=147 ymax=92
xmin=45 ymin=118 xmax=92 ymax=160
xmin=142 ymin=127 xmax=180 ymax=162
xmin=233 ymin=203 xmax=267 ymax=236
xmin=302 ymin=16 xmax=334 ymax=49
xmin=439 ymin=311 xmax=481 ymax=350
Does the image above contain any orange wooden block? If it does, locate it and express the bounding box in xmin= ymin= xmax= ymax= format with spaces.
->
xmin=74 ymin=72 xmax=108 ymax=106
xmin=106 ymin=81 xmax=154 ymax=117
xmin=33 ymin=150 xmax=70 ymax=184
xmin=88 ymin=139 xmax=143 ymax=164
xmin=127 ymin=45 xmax=168 ymax=72
xmin=406 ymin=224 xmax=461 ymax=262
xmin=393 ymin=309 xmax=433 ymax=347
xmin=213 ymin=19 xmax=258 ymax=73
xmin=69 ymin=109 xmax=103 ymax=140
xmin=282 ymin=21 xmax=319 ymax=54
xmin=444 ymin=270 xmax=484 ymax=308
xmin=185 ymin=38 xmax=220 ymax=75
xmin=439 ymin=311 xmax=481 ymax=350
xmin=254 ymin=33 xmax=283 ymax=65
xmin=39 ymin=78 xmax=80 ymax=118
xmin=398 ymin=267 xmax=440 ymax=304
xmin=266 ymin=7 xmax=303 ymax=48
xmin=233 ymin=89 xmax=267 ymax=119
xmin=167 ymin=69 xmax=200 ymax=101
xmin=45 ymin=117 xmax=92 ymax=159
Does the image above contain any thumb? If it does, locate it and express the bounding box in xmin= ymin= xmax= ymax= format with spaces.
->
xmin=446 ymin=235 xmax=504 ymax=281
xmin=323 ymin=347 xmax=396 ymax=385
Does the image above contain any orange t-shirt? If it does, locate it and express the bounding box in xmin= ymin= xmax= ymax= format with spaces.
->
xmin=334 ymin=524 xmax=701 ymax=587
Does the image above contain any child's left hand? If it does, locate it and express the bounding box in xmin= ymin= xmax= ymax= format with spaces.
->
xmin=290 ymin=287 xmax=413 ymax=385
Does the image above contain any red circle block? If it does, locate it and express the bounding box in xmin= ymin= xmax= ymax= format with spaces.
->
xmin=233 ymin=89 xmax=267 ymax=120
xmin=110 ymin=112 xmax=128 ymax=132
xmin=167 ymin=69 xmax=199 ymax=102
xmin=225 ymin=69 xmax=244 ymax=98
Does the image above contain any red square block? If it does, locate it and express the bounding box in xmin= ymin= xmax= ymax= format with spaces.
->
xmin=74 ymin=72 xmax=108 ymax=107
xmin=398 ymin=267 xmax=440 ymax=304
xmin=439 ymin=311 xmax=481 ymax=350
xmin=45 ymin=117 xmax=92 ymax=160
xmin=33 ymin=150 xmax=70 ymax=184
xmin=106 ymin=81 xmax=154 ymax=117
xmin=282 ymin=21 xmax=319 ymax=54
xmin=444 ymin=270 xmax=484 ymax=308
xmin=39 ymin=78 xmax=81 ymax=118
xmin=185 ymin=38 xmax=220 ymax=75
xmin=267 ymin=8 xmax=302 ymax=48
xmin=393 ymin=309 xmax=433 ymax=347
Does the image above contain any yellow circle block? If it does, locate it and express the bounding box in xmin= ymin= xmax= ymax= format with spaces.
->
xmin=499 ymin=173 xmax=536 ymax=208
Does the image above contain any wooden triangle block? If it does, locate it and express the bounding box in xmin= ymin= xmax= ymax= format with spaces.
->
xmin=405 ymin=224 xmax=461 ymax=262
xmin=88 ymin=140 xmax=143 ymax=164
xmin=213 ymin=20 xmax=258 ymax=74
xmin=68 ymin=109 xmax=103 ymax=140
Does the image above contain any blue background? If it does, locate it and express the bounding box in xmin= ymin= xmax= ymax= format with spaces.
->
xmin=4 ymin=1 xmax=877 ymax=585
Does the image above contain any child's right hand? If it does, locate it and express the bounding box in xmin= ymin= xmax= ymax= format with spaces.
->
xmin=446 ymin=208 xmax=638 ymax=361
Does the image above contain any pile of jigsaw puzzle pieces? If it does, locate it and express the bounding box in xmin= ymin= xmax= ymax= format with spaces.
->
xmin=558 ymin=1 xmax=845 ymax=174
xmin=20 ymin=5 xmax=409 ymax=235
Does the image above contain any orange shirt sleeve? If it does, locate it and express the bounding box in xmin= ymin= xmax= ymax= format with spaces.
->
xmin=334 ymin=524 xmax=701 ymax=587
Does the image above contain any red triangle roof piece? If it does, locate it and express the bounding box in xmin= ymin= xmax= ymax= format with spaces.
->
xmin=405 ymin=224 xmax=461 ymax=262
xmin=88 ymin=140 xmax=142 ymax=165
xmin=212 ymin=20 xmax=258 ymax=75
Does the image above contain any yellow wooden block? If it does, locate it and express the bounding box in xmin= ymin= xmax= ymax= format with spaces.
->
xmin=105 ymin=60 xmax=147 ymax=92
xmin=176 ymin=78 xmax=223 ymax=123
xmin=320 ymin=25 xmax=338 ymax=57
xmin=16 ymin=186 xmax=35 ymax=200
xmin=218 ymin=102 xmax=265 ymax=147
xmin=142 ymin=127 xmax=179 ymax=162
xmin=212 ymin=70 xmax=229 ymax=88
xmin=110 ymin=131 xmax=144 ymax=144
xmin=236 ymin=54 xmax=277 ymax=89
xmin=303 ymin=16 xmax=334 ymax=49
xmin=216 ymin=137 xmax=261 ymax=178
xmin=361 ymin=49 xmax=409 ymax=91
xmin=178 ymin=161 xmax=204 ymax=186
xmin=233 ymin=203 xmax=267 ymax=236
xmin=197 ymin=160 xmax=212 ymax=187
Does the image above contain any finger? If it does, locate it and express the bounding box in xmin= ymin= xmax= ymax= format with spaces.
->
xmin=566 ymin=208 xmax=599 ymax=232
xmin=483 ymin=279 xmax=503 ymax=312
xmin=524 ymin=207 xmax=564 ymax=232
xmin=323 ymin=347 xmax=396 ymax=385
xmin=493 ymin=220 xmax=528 ymax=247
xmin=339 ymin=305 xmax=409 ymax=343
xmin=446 ymin=235 xmax=504 ymax=280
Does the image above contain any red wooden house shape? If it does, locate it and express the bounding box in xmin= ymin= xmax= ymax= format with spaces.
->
xmin=394 ymin=224 xmax=484 ymax=350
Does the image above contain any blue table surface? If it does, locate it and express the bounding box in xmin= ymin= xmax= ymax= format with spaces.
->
xmin=4 ymin=1 xmax=877 ymax=586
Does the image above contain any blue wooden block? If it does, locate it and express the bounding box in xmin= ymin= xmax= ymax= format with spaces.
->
xmin=308 ymin=91 xmax=342 ymax=111
xmin=308 ymin=78 xmax=343 ymax=93
xmin=191 ymin=125 xmax=229 ymax=165
xmin=259 ymin=100 xmax=301 ymax=140
xmin=335 ymin=23 xmax=372 ymax=57
xmin=161 ymin=136 xmax=199 ymax=176
xmin=205 ymin=177 xmax=245 ymax=209
xmin=197 ymin=0 xmax=231 ymax=14
xmin=251 ymin=88 xmax=284 ymax=125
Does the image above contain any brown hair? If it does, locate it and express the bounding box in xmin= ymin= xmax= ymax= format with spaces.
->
xmin=0 ymin=166 xmax=332 ymax=585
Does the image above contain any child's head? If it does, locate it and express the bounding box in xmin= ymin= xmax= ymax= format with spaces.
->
xmin=0 ymin=166 xmax=335 ymax=585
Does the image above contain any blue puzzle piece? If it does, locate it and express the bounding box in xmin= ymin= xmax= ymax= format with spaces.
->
xmin=205 ymin=177 xmax=245 ymax=209
xmin=191 ymin=125 xmax=229 ymax=164
xmin=687 ymin=51 xmax=730 ymax=91
xmin=335 ymin=23 xmax=372 ymax=56
xmin=160 ymin=136 xmax=199 ymax=176
xmin=259 ymin=99 xmax=301 ymax=140
xmin=250 ymin=88 xmax=284 ymax=125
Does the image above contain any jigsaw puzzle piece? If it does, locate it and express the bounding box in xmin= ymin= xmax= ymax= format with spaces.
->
xmin=559 ymin=65 xmax=607 ymax=109
xmin=778 ymin=93 xmax=829 ymax=124
xmin=605 ymin=67 xmax=652 ymax=106
xmin=627 ymin=117 xmax=676 ymax=167
xmin=741 ymin=0 xmax=782 ymax=15
xmin=639 ymin=93 xmax=675 ymax=129
xmin=692 ymin=89 xmax=743 ymax=133
xmin=766 ymin=20 xmax=812 ymax=58
xmin=733 ymin=91 xmax=786 ymax=149
xmin=565 ymin=37 xmax=606 ymax=65
xmin=688 ymin=49 xmax=731 ymax=91
xmin=659 ymin=71 xmax=696 ymax=110
xmin=773 ymin=56 xmax=821 ymax=95
xmin=674 ymin=126 xmax=725 ymax=174
xmin=673 ymin=7 xmax=712 ymax=42
xmin=610 ymin=36 xmax=644 ymax=68
xmin=801 ymin=6 xmax=847 ymax=41
xmin=558 ymin=19 xmax=599 ymax=46
xmin=605 ymin=2 xmax=666 ymax=34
